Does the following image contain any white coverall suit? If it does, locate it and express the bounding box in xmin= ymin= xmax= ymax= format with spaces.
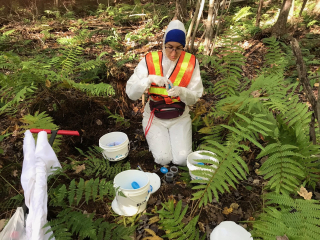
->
xmin=126 ymin=20 xmax=203 ymax=166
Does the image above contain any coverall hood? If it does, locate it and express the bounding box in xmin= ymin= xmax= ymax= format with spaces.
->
xmin=162 ymin=20 xmax=186 ymax=53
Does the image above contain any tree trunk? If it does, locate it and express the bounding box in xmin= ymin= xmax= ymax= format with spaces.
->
xmin=190 ymin=0 xmax=205 ymax=53
xmin=210 ymin=0 xmax=227 ymax=54
xmin=256 ymin=0 xmax=264 ymax=27
xmin=313 ymin=0 xmax=320 ymax=15
xmin=186 ymin=0 xmax=201 ymax=50
xmin=299 ymin=0 xmax=308 ymax=17
xmin=204 ymin=0 xmax=216 ymax=55
xmin=288 ymin=0 xmax=295 ymax=24
xmin=271 ymin=0 xmax=293 ymax=37
xmin=291 ymin=38 xmax=320 ymax=132
xmin=174 ymin=0 xmax=188 ymax=22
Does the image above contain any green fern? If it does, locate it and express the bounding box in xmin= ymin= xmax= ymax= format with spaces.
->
xmin=49 ymin=177 xmax=115 ymax=207
xmin=72 ymin=146 xmax=130 ymax=179
xmin=60 ymin=46 xmax=83 ymax=75
xmin=258 ymin=142 xmax=305 ymax=194
xmin=157 ymin=200 xmax=205 ymax=240
xmin=211 ymin=38 xmax=245 ymax=97
xmin=232 ymin=7 xmax=253 ymax=22
xmin=46 ymin=208 xmax=135 ymax=240
xmin=19 ymin=111 xmax=61 ymax=152
xmin=191 ymin=141 xmax=248 ymax=205
xmin=67 ymin=80 xmax=115 ymax=96
xmin=262 ymin=37 xmax=288 ymax=76
xmin=0 ymin=85 xmax=36 ymax=112
xmin=252 ymin=193 xmax=320 ymax=240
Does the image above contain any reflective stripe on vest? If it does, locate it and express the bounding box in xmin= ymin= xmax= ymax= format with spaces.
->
xmin=146 ymin=51 xmax=196 ymax=103
xmin=145 ymin=52 xmax=163 ymax=76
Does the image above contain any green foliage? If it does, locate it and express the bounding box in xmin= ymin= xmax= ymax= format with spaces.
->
xmin=262 ymin=37 xmax=288 ymax=76
xmin=258 ymin=143 xmax=305 ymax=194
xmin=252 ymin=193 xmax=320 ymax=240
xmin=73 ymin=146 xmax=131 ymax=178
xmin=20 ymin=111 xmax=58 ymax=131
xmin=202 ymin=37 xmax=245 ymax=97
xmin=49 ymin=177 xmax=115 ymax=207
xmin=232 ymin=7 xmax=253 ymax=22
xmin=46 ymin=208 xmax=136 ymax=240
xmin=157 ymin=200 xmax=205 ymax=240
xmin=0 ymin=133 xmax=9 ymax=154
xmin=0 ymin=194 xmax=24 ymax=213
xmin=104 ymin=107 xmax=130 ymax=128
xmin=0 ymin=46 xmax=114 ymax=113
xmin=191 ymin=141 xmax=248 ymax=205
xmin=20 ymin=111 xmax=62 ymax=152
xmin=192 ymin=29 xmax=320 ymax=239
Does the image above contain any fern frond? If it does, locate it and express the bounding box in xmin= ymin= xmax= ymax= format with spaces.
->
xmin=60 ymin=46 xmax=83 ymax=75
xmin=67 ymin=80 xmax=115 ymax=96
xmin=157 ymin=200 xmax=205 ymax=240
xmin=191 ymin=141 xmax=248 ymax=204
xmin=46 ymin=208 xmax=136 ymax=240
xmin=50 ymin=177 xmax=115 ymax=207
xmin=252 ymin=193 xmax=320 ymax=240
xmin=72 ymin=146 xmax=130 ymax=179
xmin=258 ymin=143 xmax=305 ymax=194
xmin=76 ymin=178 xmax=85 ymax=205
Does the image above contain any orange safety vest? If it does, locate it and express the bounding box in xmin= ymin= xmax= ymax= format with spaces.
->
xmin=145 ymin=51 xmax=196 ymax=104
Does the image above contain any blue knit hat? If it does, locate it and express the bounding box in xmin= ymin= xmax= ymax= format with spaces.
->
xmin=165 ymin=29 xmax=186 ymax=47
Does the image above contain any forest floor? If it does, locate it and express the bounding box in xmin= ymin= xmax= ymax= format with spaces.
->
xmin=1 ymin=10 xmax=320 ymax=239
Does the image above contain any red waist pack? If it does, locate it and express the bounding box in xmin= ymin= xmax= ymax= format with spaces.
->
xmin=149 ymin=100 xmax=185 ymax=119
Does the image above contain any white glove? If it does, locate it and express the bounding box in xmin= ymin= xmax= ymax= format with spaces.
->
xmin=148 ymin=75 xmax=173 ymax=89
xmin=167 ymin=86 xmax=181 ymax=97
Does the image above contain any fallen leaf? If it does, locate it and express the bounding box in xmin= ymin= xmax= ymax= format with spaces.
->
xmin=230 ymin=203 xmax=239 ymax=210
xmin=142 ymin=228 xmax=163 ymax=240
xmin=276 ymin=234 xmax=289 ymax=240
xmin=198 ymin=221 xmax=205 ymax=233
xmin=96 ymin=119 xmax=102 ymax=125
xmin=222 ymin=207 xmax=233 ymax=215
xmin=0 ymin=219 xmax=6 ymax=231
xmin=250 ymin=90 xmax=261 ymax=98
xmin=74 ymin=164 xmax=86 ymax=173
xmin=297 ymin=186 xmax=312 ymax=200
xmin=12 ymin=170 xmax=18 ymax=177
xmin=45 ymin=79 xmax=51 ymax=88
xmin=314 ymin=83 xmax=319 ymax=87
xmin=148 ymin=216 xmax=160 ymax=225
xmin=253 ymin=179 xmax=260 ymax=185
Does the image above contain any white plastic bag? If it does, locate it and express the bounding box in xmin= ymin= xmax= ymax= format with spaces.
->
xmin=210 ymin=221 xmax=253 ymax=240
xmin=0 ymin=207 xmax=26 ymax=240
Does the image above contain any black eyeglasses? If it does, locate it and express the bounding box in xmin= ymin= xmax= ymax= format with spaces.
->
xmin=165 ymin=46 xmax=184 ymax=53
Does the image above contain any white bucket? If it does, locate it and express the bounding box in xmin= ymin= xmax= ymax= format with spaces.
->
xmin=113 ymin=170 xmax=151 ymax=216
xmin=99 ymin=132 xmax=129 ymax=161
xmin=187 ymin=150 xmax=219 ymax=181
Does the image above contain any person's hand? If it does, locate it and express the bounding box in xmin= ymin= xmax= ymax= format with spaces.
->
xmin=167 ymin=86 xmax=181 ymax=97
xmin=148 ymin=75 xmax=173 ymax=89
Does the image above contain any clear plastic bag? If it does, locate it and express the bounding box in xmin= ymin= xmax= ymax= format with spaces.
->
xmin=0 ymin=207 xmax=26 ymax=240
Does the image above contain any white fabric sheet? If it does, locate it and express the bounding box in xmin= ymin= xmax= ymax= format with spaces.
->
xmin=21 ymin=130 xmax=60 ymax=240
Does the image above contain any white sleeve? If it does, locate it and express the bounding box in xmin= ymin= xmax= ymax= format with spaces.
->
xmin=126 ymin=58 xmax=151 ymax=101
xmin=179 ymin=59 xmax=203 ymax=105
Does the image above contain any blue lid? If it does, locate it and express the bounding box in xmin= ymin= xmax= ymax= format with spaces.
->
xmin=197 ymin=162 xmax=205 ymax=165
xmin=160 ymin=167 xmax=168 ymax=174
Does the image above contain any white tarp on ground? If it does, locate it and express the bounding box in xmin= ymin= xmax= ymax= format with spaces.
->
xmin=21 ymin=130 xmax=61 ymax=240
